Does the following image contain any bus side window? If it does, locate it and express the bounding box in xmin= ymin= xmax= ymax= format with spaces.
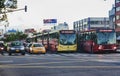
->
xmin=79 ymin=34 xmax=83 ymax=41
xmin=85 ymin=32 xmax=91 ymax=40
xmin=91 ymin=33 xmax=97 ymax=43
xmin=83 ymin=33 xmax=86 ymax=41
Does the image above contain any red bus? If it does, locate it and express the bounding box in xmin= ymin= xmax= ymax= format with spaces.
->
xmin=78 ymin=29 xmax=117 ymax=53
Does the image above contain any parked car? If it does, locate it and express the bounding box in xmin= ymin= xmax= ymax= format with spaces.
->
xmin=26 ymin=42 xmax=46 ymax=54
xmin=7 ymin=41 xmax=25 ymax=55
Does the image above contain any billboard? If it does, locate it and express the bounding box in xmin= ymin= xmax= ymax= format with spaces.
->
xmin=43 ymin=19 xmax=57 ymax=24
xmin=24 ymin=28 xmax=36 ymax=33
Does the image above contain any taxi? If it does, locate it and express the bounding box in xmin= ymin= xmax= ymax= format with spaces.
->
xmin=26 ymin=42 xmax=46 ymax=54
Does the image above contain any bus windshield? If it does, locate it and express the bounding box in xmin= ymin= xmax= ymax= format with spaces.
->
xmin=97 ymin=32 xmax=116 ymax=44
xmin=59 ymin=34 xmax=76 ymax=45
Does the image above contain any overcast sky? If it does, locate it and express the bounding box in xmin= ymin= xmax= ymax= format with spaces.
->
xmin=0 ymin=0 xmax=114 ymax=32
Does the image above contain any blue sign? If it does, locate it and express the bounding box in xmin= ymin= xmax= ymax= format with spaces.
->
xmin=8 ymin=29 xmax=16 ymax=33
xmin=43 ymin=19 xmax=57 ymax=24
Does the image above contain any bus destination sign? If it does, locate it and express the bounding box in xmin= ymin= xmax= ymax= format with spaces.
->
xmin=60 ymin=30 xmax=75 ymax=34
xmin=99 ymin=29 xmax=113 ymax=32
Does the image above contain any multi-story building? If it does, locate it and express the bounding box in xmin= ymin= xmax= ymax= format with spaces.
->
xmin=109 ymin=1 xmax=120 ymax=40
xmin=51 ymin=22 xmax=69 ymax=31
xmin=115 ymin=0 xmax=120 ymax=31
xmin=73 ymin=17 xmax=109 ymax=32
xmin=109 ymin=5 xmax=115 ymax=29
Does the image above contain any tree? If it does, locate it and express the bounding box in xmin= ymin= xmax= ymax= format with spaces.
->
xmin=0 ymin=0 xmax=5 ymax=8
xmin=4 ymin=0 xmax=17 ymax=9
xmin=0 ymin=0 xmax=17 ymax=22
xmin=3 ymin=31 xmax=28 ymax=42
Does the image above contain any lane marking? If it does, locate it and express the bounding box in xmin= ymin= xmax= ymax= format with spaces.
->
xmin=0 ymin=60 xmax=13 ymax=63
xmin=0 ymin=65 xmax=120 ymax=69
xmin=2 ymin=60 xmax=88 ymax=66
xmin=96 ymin=59 xmax=120 ymax=62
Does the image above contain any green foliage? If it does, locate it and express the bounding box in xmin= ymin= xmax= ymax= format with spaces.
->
xmin=0 ymin=0 xmax=5 ymax=8
xmin=6 ymin=0 xmax=17 ymax=9
xmin=3 ymin=31 xmax=28 ymax=42
xmin=0 ymin=0 xmax=18 ymax=21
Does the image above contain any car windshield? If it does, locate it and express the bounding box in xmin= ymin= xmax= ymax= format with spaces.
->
xmin=10 ymin=41 xmax=23 ymax=46
xmin=97 ymin=32 xmax=116 ymax=44
xmin=0 ymin=43 xmax=4 ymax=47
xmin=59 ymin=33 xmax=76 ymax=45
xmin=33 ymin=43 xmax=43 ymax=47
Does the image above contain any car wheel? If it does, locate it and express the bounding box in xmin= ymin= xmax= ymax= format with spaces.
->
xmin=42 ymin=53 xmax=46 ymax=54
xmin=1 ymin=52 xmax=4 ymax=55
xmin=9 ymin=52 xmax=12 ymax=56
xmin=21 ymin=52 xmax=25 ymax=55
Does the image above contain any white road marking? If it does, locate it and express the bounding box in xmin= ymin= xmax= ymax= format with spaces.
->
xmin=1 ymin=65 xmax=120 ymax=69
xmin=0 ymin=60 xmax=13 ymax=63
xmin=95 ymin=59 xmax=120 ymax=63
xmin=4 ymin=60 xmax=88 ymax=66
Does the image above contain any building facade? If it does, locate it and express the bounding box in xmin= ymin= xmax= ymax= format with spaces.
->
xmin=51 ymin=22 xmax=69 ymax=31
xmin=73 ymin=17 xmax=109 ymax=32
xmin=115 ymin=0 xmax=120 ymax=31
xmin=109 ymin=5 xmax=115 ymax=29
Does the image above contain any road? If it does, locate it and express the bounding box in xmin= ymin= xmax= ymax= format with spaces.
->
xmin=0 ymin=53 xmax=120 ymax=76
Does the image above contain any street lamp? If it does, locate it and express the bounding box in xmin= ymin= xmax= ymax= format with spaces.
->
xmin=4 ymin=20 xmax=9 ymax=34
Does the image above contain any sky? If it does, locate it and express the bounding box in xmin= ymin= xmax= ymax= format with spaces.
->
xmin=0 ymin=0 xmax=114 ymax=32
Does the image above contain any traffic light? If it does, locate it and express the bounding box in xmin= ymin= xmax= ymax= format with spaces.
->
xmin=25 ymin=5 xmax=27 ymax=12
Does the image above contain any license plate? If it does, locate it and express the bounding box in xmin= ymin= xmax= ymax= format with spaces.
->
xmin=16 ymin=50 xmax=19 ymax=52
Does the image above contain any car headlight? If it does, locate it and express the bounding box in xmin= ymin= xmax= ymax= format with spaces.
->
xmin=10 ymin=47 xmax=15 ymax=50
xmin=1 ymin=47 xmax=4 ymax=50
xmin=20 ymin=47 xmax=25 ymax=50
xmin=30 ymin=47 xmax=32 ymax=51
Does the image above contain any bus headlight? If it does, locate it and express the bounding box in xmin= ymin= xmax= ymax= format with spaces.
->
xmin=113 ymin=46 xmax=117 ymax=50
xmin=98 ymin=45 xmax=102 ymax=50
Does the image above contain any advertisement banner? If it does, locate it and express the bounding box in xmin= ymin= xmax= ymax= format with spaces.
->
xmin=43 ymin=19 xmax=57 ymax=24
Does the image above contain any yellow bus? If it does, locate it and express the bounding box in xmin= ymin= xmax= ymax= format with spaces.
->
xmin=32 ymin=30 xmax=77 ymax=53
xmin=57 ymin=30 xmax=77 ymax=52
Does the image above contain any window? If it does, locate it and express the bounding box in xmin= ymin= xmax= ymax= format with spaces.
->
xmin=33 ymin=43 xmax=43 ymax=47
xmin=116 ymin=15 xmax=120 ymax=20
xmin=116 ymin=0 xmax=120 ymax=3
xmin=90 ymin=21 xmax=101 ymax=25
xmin=116 ymin=7 xmax=120 ymax=12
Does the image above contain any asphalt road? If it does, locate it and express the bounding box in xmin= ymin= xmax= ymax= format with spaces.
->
xmin=0 ymin=53 xmax=120 ymax=76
